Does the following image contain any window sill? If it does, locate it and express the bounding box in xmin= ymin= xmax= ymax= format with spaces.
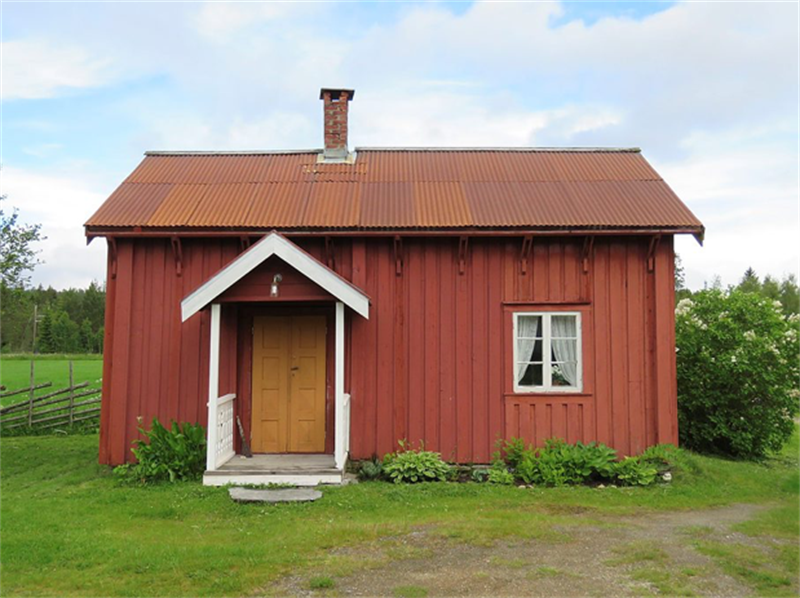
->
xmin=505 ymin=392 xmax=592 ymax=400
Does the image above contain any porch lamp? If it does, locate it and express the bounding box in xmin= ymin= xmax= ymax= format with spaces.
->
xmin=271 ymin=274 xmax=283 ymax=297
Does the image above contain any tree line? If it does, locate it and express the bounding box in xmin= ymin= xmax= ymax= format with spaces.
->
xmin=1 ymin=283 xmax=106 ymax=354
xmin=676 ymin=256 xmax=799 ymax=316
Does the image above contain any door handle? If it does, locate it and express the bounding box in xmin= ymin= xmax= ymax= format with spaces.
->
xmin=290 ymin=366 xmax=299 ymax=371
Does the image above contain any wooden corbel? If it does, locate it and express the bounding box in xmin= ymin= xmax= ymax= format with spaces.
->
xmin=520 ymin=236 xmax=533 ymax=275
xmin=581 ymin=236 xmax=595 ymax=273
xmin=107 ymin=237 xmax=118 ymax=280
xmin=393 ymin=235 xmax=403 ymax=276
xmin=647 ymin=235 xmax=661 ymax=272
xmin=170 ymin=236 xmax=183 ymax=277
xmin=239 ymin=236 xmax=251 ymax=253
xmin=458 ymin=236 xmax=469 ymax=275
xmin=324 ymin=236 xmax=336 ymax=270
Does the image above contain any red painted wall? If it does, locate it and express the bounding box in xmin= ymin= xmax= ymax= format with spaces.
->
xmin=98 ymin=235 xmax=677 ymax=465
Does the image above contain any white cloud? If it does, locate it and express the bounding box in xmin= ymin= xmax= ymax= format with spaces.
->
xmin=658 ymin=131 xmax=799 ymax=290
xmin=1 ymin=166 xmax=108 ymax=288
xmin=3 ymin=1 xmax=798 ymax=289
xmin=1 ymin=39 xmax=112 ymax=100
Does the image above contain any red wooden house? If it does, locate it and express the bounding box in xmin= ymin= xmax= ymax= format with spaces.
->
xmin=85 ymin=88 xmax=704 ymax=485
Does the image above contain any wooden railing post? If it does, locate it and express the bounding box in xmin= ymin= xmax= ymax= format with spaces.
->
xmin=27 ymin=361 xmax=35 ymax=426
xmin=68 ymin=361 xmax=75 ymax=426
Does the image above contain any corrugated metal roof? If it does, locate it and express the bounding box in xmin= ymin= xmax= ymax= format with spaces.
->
xmin=86 ymin=149 xmax=703 ymax=234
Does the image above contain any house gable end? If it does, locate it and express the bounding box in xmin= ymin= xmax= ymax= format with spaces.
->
xmin=180 ymin=232 xmax=370 ymax=321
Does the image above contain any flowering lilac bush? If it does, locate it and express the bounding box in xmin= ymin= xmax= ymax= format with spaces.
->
xmin=676 ymin=289 xmax=800 ymax=459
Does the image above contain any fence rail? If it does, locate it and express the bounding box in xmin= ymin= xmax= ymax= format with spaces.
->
xmin=0 ymin=361 xmax=101 ymax=433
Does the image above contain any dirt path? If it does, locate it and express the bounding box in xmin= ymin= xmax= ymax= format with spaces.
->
xmin=267 ymin=503 xmax=793 ymax=597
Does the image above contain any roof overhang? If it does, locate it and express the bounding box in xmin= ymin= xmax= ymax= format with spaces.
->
xmin=180 ymin=232 xmax=370 ymax=321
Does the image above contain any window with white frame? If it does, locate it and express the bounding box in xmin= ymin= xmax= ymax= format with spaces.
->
xmin=514 ymin=312 xmax=582 ymax=392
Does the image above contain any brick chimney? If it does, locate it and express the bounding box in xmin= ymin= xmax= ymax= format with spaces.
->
xmin=320 ymin=88 xmax=355 ymax=161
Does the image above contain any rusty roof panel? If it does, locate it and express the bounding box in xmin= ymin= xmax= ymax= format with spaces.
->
xmin=86 ymin=149 xmax=704 ymax=233
xmin=87 ymin=183 xmax=172 ymax=226
xmin=184 ymin=184 xmax=258 ymax=227
xmin=245 ymin=183 xmax=311 ymax=228
xmin=147 ymin=184 xmax=207 ymax=226
xmin=360 ymin=182 xmax=415 ymax=227
xmin=304 ymin=182 xmax=361 ymax=228
xmin=414 ymin=182 xmax=472 ymax=227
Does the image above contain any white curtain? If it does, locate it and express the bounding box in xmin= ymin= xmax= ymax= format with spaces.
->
xmin=517 ymin=316 xmax=540 ymax=382
xmin=551 ymin=317 xmax=578 ymax=386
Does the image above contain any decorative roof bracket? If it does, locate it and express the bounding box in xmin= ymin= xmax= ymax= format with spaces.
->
xmin=520 ymin=235 xmax=533 ymax=275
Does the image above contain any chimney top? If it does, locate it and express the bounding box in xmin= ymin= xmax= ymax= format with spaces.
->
xmin=320 ymin=87 xmax=355 ymax=162
xmin=319 ymin=88 xmax=355 ymax=101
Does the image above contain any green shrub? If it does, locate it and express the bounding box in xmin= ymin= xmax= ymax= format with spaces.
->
xmin=487 ymin=462 xmax=515 ymax=485
xmin=499 ymin=437 xmax=528 ymax=470
xmin=382 ymin=441 xmax=451 ymax=484
xmin=639 ymin=444 xmax=681 ymax=472
xmin=513 ymin=439 xmax=618 ymax=486
xmin=114 ymin=418 xmax=206 ymax=483
xmin=357 ymin=458 xmax=383 ymax=481
xmin=470 ymin=467 xmax=489 ymax=483
xmin=676 ymin=290 xmax=800 ymax=459
xmin=613 ymin=457 xmax=658 ymax=486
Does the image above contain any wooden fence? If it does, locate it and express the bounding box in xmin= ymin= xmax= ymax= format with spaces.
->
xmin=0 ymin=361 xmax=101 ymax=432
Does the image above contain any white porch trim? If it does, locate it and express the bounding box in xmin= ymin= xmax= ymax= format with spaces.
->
xmin=181 ymin=232 xmax=370 ymax=321
xmin=202 ymin=302 xmax=354 ymax=481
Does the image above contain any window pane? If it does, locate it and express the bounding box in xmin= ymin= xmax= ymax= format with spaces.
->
xmin=551 ymin=363 xmax=578 ymax=387
xmin=551 ymin=315 xmax=577 ymax=338
xmin=517 ymin=338 xmax=542 ymax=363
xmin=517 ymin=315 xmax=542 ymax=338
xmin=518 ymin=363 xmax=543 ymax=387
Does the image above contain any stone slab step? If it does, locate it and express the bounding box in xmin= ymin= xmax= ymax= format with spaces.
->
xmin=229 ymin=487 xmax=323 ymax=503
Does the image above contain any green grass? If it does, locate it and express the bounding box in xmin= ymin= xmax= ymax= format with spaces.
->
xmin=308 ymin=576 xmax=335 ymax=590
xmin=0 ymin=357 xmax=103 ymax=406
xmin=0 ymin=429 xmax=797 ymax=597
xmin=605 ymin=542 xmax=669 ymax=566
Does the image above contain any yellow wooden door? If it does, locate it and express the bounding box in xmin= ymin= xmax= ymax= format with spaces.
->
xmin=251 ymin=316 xmax=326 ymax=453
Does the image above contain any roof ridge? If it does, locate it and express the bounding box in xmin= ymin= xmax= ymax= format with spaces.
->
xmin=355 ymin=147 xmax=641 ymax=153
xmin=144 ymin=147 xmax=642 ymax=157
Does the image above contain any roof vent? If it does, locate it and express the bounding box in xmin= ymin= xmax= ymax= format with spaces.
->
xmin=320 ymin=88 xmax=355 ymax=162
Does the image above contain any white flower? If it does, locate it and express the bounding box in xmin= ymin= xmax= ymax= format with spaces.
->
xmin=773 ymin=300 xmax=783 ymax=310
xmin=731 ymin=355 xmax=737 ymax=364
xmin=744 ymin=330 xmax=757 ymax=341
xmin=675 ymin=298 xmax=694 ymax=316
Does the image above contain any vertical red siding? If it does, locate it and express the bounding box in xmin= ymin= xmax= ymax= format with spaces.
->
xmin=100 ymin=234 xmax=679 ymax=465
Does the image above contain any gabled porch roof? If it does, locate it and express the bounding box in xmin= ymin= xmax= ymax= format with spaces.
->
xmin=180 ymin=232 xmax=370 ymax=321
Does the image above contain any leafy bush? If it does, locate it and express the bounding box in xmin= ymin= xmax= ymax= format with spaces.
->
xmin=487 ymin=461 xmax=515 ymax=485
xmin=357 ymin=458 xmax=384 ymax=481
xmin=639 ymin=444 xmax=681 ymax=473
xmin=613 ymin=457 xmax=658 ymax=486
xmin=470 ymin=467 xmax=489 ymax=483
xmin=383 ymin=441 xmax=451 ymax=484
xmin=676 ymin=290 xmax=800 ymax=459
xmin=114 ymin=418 xmax=206 ymax=483
xmin=508 ymin=439 xmax=617 ymax=486
xmin=499 ymin=437 xmax=528 ymax=470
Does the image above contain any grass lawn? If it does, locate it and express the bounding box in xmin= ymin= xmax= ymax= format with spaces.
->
xmin=0 ymin=430 xmax=797 ymax=597
xmin=0 ymin=355 xmax=103 ymax=406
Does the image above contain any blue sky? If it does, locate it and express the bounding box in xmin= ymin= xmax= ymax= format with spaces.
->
xmin=1 ymin=1 xmax=797 ymax=290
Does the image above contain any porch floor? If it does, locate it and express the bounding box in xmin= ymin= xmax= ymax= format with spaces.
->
xmin=203 ymin=453 xmax=342 ymax=487
xmin=218 ymin=453 xmax=337 ymax=473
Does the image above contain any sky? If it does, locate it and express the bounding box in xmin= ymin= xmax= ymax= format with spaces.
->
xmin=1 ymin=0 xmax=798 ymax=291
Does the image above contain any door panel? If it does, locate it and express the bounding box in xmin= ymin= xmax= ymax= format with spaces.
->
xmin=251 ymin=317 xmax=290 ymax=453
xmin=251 ymin=315 xmax=326 ymax=454
xmin=289 ymin=316 xmax=327 ymax=452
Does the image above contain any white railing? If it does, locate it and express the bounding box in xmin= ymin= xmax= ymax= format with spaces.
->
xmin=335 ymin=392 xmax=351 ymax=470
xmin=207 ymin=393 xmax=236 ymax=471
